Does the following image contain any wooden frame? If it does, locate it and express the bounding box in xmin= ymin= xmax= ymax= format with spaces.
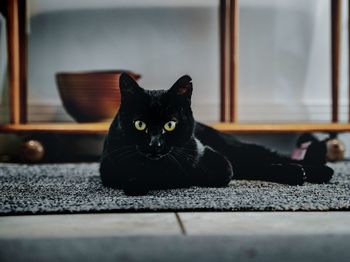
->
xmin=349 ymin=0 xmax=350 ymax=123
xmin=1 ymin=0 xmax=349 ymax=134
xmin=0 ymin=122 xmax=350 ymax=134
xmin=220 ymin=0 xmax=238 ymax=123
xmin=219 ymin=0 xmax=228 ymax=122
xmin=7 ymin=0 xmax=21 ymax=124
xmin=229 ymin=0 xmax=238 ymax=123
xmin=219 ymin=0 xmax=346 ymax=130
xmin=331 ymin=0 xmax=342 ymax=123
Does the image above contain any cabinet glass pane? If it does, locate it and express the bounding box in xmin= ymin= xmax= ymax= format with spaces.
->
xmin=28 ymin=0 xmax=220 ymax=122
xmin=238 ymin=0 xmax=337 ymax=123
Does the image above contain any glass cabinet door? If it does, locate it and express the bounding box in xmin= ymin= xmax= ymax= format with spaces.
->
xmin=27 ymin=0 xmax=221 ymax=123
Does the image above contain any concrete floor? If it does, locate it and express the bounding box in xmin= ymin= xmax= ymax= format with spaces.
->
xmin=1 ymin=212 xmax=350 ymax=261
xmin=1 ymin=212 xmax=350 ymax=238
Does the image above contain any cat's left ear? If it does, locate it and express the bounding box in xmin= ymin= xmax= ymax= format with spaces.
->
xmin=169 ymin=75 xmax=193 ymax=102
xmin=168 ymin=75 xmax=193 ymax=102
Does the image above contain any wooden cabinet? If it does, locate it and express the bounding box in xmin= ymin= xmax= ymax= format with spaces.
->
xmin=1 ymin=0 xmax=349 ymax=134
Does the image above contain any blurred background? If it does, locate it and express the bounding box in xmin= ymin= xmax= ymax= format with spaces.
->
xmin=0 ymin=0 xmax=349 ymax=161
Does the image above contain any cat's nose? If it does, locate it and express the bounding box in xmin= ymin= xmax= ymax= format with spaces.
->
xmin=149 ymin=135 xmax=163 ymax=152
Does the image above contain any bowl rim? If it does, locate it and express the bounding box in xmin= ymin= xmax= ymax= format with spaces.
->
xmin=56 ymin=70 xmax=141 ymax=78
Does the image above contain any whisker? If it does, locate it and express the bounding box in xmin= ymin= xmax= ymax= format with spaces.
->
xmin=172 ymin=150 xmax=197 ymax=163
xmin=105 ymin=145 xmax=136 ymax=157
xmin=174 ymin=146 xmax=197 ymax=153
xmin=104 ymin=146 xmax=139 ymax=162
xmin=176 ymin=151 xmax=207 ymax=173
xmin=113 ymin=150 xmax=139 ymax=163
xmin=110 ymin=147 xmax=135 ymax=156
xmin=105 ymin=148 xmax=136 ymax=160
xmin=167 ymin=154 xmax=187 ymax=175
xmin=172 ymin=150 xmax=207 ymax=176
xmin=106 ymin=145 xmax=136 ymax=155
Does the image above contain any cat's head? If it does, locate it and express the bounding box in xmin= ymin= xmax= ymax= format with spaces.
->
xmin=117 ymin=73 xmax=195 ymax=160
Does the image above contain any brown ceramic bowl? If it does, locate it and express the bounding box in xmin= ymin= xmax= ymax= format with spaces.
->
xmin=56 ymin=70 xmax=141 ymax=122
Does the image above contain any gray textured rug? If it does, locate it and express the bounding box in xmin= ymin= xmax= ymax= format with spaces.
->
xmin=0 ymin=162 xmax=349 ymax=215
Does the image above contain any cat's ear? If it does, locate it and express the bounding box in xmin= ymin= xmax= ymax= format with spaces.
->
xmin=119 ymin=73 xmax=142 ymax=99
xmin=169 ymin=75 xmax=193 ymax=102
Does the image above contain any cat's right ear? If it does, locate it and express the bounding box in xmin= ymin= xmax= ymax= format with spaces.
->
xmin=168 ymin=75 xmax=193 ymax=102
xmin=119 ymin=73 xmax=142 ymax=99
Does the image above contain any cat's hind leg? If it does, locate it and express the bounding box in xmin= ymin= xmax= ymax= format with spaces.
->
xmin=233 ymin=163 xmax=306 ymax=185
xmin=235 ymin=163 xmax=334 ymax=185
xmin=268 ymin=164 xmax=334 ymax=185
xmin=302 ymin=165 xmax=334 ymax=183
xmin=99 ymin=157 xmax=125 ymax=189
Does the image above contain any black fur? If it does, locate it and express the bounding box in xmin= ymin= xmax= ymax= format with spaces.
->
xmin=100 ymin=74 xmax=333 ymax=195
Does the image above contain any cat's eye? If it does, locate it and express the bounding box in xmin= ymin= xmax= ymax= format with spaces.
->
xmin=134 ymin=120 xmax=147 ymax=131
xmin=164 ymin=121 xmax=177 ymax=132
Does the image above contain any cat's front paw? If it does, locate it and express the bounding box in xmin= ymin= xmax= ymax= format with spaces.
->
xmin=123 ymin=188 xmax=149 ymax=196
xmin=123 ymin=178 xmax=150 ymax=196
xmin=198 ymin=147 xmax=233 ymax=187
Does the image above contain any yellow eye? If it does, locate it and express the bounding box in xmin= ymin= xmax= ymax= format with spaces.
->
xmin=134 ymin=120 xmax=146 ymax=131
xmin=164 ymin=121 xmax=177 ymax=132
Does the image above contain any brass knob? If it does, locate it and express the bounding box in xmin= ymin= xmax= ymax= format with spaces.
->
xmin=20 ymin=140 xmax=45 ymax=163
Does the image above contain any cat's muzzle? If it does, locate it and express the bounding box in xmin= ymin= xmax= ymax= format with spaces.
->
xmin=145 ymin=147 xmax=168 ymax=160
xmin=145 ymin=153 xmax=166 ymax=160
xmin=144 ymin=135 xmax=167 ymax=160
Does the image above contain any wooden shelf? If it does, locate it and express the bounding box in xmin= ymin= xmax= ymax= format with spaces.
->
xmin=212 ymin=123 xmax=350 ymax=133
xmin=1 ymin=122 xmax=350 ymax=134
xmin=0 ymin=122 xmax=110 ymax=134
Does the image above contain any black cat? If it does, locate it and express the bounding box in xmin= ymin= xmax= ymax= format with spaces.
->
xmin=100 ymin=73 xmax=333 ymax=195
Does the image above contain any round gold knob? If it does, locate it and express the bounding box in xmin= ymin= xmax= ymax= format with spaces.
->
xmin=20 ymin=140 xmax=45 ymax=163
